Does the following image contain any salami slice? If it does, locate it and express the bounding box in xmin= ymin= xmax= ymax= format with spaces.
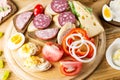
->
xmin=15 ymin=11 xmax=33 ymax=31
xmin=51 ymin=0 xmax=68 ymax=13
xmin=33 ymin=14 xmax=51 ymax=29
xmin=58 ymin=12 xmax=76 ymax=26
xmin=35 ymin=28 xmax=59 ymax=40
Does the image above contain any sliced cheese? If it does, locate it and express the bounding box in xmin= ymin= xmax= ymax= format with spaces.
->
xmin=72 ymin=1 xmax=104 ymax=37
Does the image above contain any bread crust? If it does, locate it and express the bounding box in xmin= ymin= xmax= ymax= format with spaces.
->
xmin=0 ymin=0 xmax=18 ymax=25
xmin=13 ymin=10 xmax=33 ymax=33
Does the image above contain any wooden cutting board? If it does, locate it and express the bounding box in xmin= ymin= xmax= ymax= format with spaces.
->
xmin=3 ymin=0 xmax=106 ymax=80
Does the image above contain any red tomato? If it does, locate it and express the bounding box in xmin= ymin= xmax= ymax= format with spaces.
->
xmin=42 ymin=42 xmax=64 ymax=62
xmin=60 ymin=60 xmax=82 ymax=76
xmin=34 ymin=4 xmax=44 ymax=16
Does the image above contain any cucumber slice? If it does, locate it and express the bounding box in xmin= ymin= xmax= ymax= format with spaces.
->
xmin=0 ymin=60 xmax=4 ymax=68
xmin=2 ymin=70 xmax=10 ymax=80
xmin=0 ymin=32 xmax=4 ymax=38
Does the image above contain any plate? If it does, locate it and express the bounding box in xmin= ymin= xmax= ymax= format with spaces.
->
xmin=102 ymin=0 xmax=120 ymax=27
xmin=4 ymin=0 xmax=106 ymax=80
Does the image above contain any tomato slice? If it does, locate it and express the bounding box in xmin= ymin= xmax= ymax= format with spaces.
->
xmin=34 ymin=4 xmax=44 ymax=16
xmin=62 ymin=28 xmax=89 ymax=55
xmin=60 ymin=60 xmax=82 ymax=76
xmin=42 ymin=42 xmax=64 ymax=62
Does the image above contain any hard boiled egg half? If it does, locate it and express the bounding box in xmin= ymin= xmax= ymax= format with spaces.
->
xmin=102 ymin=4 xmax=113 ymax=21
xmin=8 ymin=32 xmax=25 ymax=50
xmin=18 ymin=42 xmax=38 ymax=58
xmin=24 ymin=56 xmax=52 ymax=72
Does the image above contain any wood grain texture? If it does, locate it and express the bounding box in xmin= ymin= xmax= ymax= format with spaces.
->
xmin=3 ymin=0 xmax=106 ymax=80
xmin=1 ymin=0 xmax=120 ymax=80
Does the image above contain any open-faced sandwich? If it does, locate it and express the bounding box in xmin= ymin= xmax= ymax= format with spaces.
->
xmin=0 ymin=0 xmax=17 ymax=24
xmin=6 ymin=0 xmax=104 ymax=79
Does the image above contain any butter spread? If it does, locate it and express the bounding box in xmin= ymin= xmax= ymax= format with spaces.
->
xmin=0 ymin=0 xmax=11 ymax=21
xmin=113 ymin=49 xmax=120 ymax=66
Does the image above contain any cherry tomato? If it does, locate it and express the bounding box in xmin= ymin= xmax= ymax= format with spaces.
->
xmin=42 ymin=42 xmax=64 ymax=62
xmin=60 ymin=60 xmax=82 ymax=76
xmin=34 ymin=4 xmax=44 ymax=16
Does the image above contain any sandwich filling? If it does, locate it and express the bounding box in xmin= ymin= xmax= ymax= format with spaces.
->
xmin=0 ymin=0 xmax=11 ymax=21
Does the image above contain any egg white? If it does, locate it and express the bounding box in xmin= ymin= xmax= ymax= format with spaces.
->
xmin=7 ymin=33 xmax=25 ymax=50
xmin=24 ymin=56 xmax=51 ymax=71
xmin=18 ymin=42 xmax=38 ymax=58
xmin=102 ymin=4 xmax=113 ymax=21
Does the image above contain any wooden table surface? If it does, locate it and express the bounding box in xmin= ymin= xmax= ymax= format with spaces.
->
xmin=1 ymin=0 xmax=120 ymax=80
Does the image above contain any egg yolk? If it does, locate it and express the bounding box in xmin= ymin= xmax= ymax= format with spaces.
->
xmin=22 ymin=44 xmax=30 ymax=54
xmin=104 ymin=7 xmax=111 ymax=18
xmin=26 ymin=56 xmax=41 ymax=66
xmin=11 ymin=34 xmax=22 ymax=44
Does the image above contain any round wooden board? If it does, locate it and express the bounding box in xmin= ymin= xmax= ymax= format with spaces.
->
xmin=4 ymin=0 xmax=106 ymax=80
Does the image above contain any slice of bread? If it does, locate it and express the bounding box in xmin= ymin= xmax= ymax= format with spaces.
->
xmin=13 ymin=11 xmax=33 ymax=33
xmin=0 ymin=0 xmax=18 ymax=25
xmin=72 ymin=1 xmax=104 ymax=37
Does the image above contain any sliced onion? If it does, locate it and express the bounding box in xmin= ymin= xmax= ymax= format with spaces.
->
xmin=65 ymin=33 xmax=84 ymax=47
xmin=69 ymin=40 xmax=90 ymax=58
xmin=69 ymin=40 xmax=96 ymax=63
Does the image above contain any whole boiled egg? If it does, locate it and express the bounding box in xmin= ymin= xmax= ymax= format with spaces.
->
xmin=18 ymin=42 xmax=38 ymax=58
xmin=102 ymin=4 xmax=113 ymax=21
xmin=8 ymin=32 xmax=25 ymax=50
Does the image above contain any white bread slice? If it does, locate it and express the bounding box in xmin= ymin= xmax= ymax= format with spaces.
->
xmin=53 ymin=14 xmax=62 ymax=28
xmin=53 ymin=14 xmax=80 ymax=28
xmin=0 ymin=0 xmax=17 ymax=24
xmin=57 ymin=22 xmax=75 ymax=44
xmin=45 ymin=3 xmax=57 ymax=16
xmin=72 ymin=1 xmax=104 ymax=37
xmin=27 ymin=21 xmax=38 ymax=32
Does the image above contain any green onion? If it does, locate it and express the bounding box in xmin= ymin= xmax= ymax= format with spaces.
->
xmin=0 ymin=60 xmax=4 ymax=69
xmin=2 ymin=70 xmax=10 ymax=80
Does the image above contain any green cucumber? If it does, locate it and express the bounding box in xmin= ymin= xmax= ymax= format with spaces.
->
xmin=0 ymin=32 xmax=4 ymax=38
xmin=0 ymin=60 xmax=4 ymax=68
xmin=2 ymin=70 xmax=10 ymax=80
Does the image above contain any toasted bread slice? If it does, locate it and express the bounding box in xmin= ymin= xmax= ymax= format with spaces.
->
xmin=13 ymin=11 xmax=33 ymax=33
xmin=0 ymin=0 xmax=18 ymax=25
xmin=72 ymin=1 xmax=104 ymax=37
xmin=26 ymin=31 xmax=57 ymax=46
